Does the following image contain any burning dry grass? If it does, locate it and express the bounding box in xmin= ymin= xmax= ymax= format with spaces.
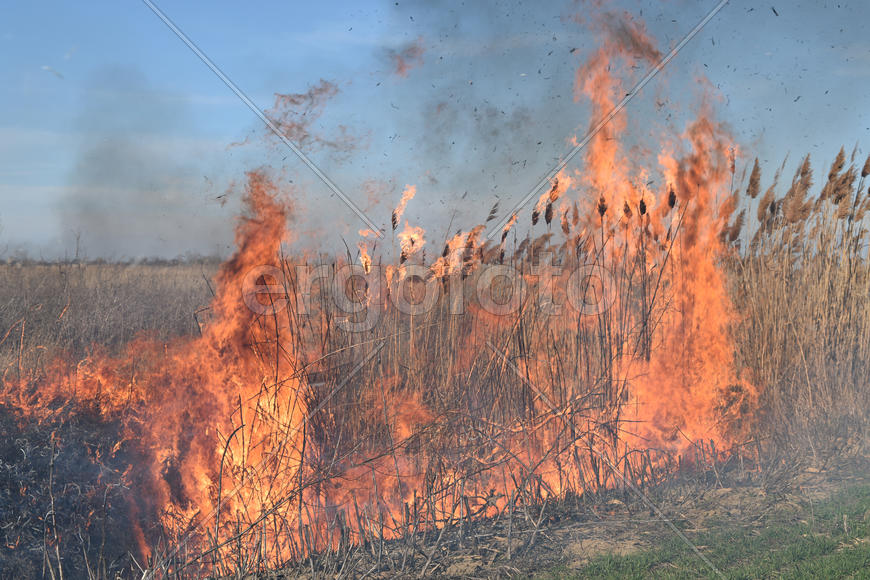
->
xmin=0 ymin=147 xmax=868 ymax=578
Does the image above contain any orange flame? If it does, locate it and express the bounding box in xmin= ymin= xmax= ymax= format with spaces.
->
xmin=391 ymin=184 xmax=417 ymax=230
xmin=397 ymin=222 xmax=426 ymax=264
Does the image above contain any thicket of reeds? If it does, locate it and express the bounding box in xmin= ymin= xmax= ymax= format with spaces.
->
xmin=728 ymin=147 xmax=870 ymax=463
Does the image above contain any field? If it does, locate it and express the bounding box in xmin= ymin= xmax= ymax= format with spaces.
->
xmin=1 ymin=146 xmax=869 ymax=578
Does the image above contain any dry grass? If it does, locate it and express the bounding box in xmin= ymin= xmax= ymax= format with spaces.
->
xmin=0 ymin=260 xmax=218 ymax=378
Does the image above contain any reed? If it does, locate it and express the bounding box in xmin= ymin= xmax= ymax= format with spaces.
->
xmin=728 ymin=149 xmax=870 ymax=463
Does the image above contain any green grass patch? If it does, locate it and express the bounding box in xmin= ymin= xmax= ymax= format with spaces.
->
xmin=540 ymin=484 xmax=870 ymax=579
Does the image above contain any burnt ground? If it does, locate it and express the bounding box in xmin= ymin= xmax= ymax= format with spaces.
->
xmin=2 ymin=397 xmax=867 ymax=579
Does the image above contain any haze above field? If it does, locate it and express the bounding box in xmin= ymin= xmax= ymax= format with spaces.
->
xmin=1 ymin=0 xmax=869 ymax=259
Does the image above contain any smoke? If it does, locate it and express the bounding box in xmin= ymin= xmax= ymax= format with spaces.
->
xmin=254 ymin=0 xmax=677 ymax=252
xmin=266 ymin=79 xmax=364 ymax=159
xmin=59 ymin=67 xmax=233 ymax=259
xmin=383 ymin=37 xmax=425 ymax=77
xmin=55 ymin=1 xmax=683 ymax=258
xmin=368 ymin=0 xmax=617 ymax=237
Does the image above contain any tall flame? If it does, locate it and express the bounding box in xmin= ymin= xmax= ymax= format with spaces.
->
xmin=4 ymin=170 xmax=307 ymax=562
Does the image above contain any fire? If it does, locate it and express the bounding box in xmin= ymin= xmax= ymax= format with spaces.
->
xmin=563 ymin=10 xmax=755 ymax=449
xmin=4 ymin=171 xmax=309 ymax=565
xmin=1 ymin=7 xmax=757 ymax=574
xmin=498 ymin=212 xmax=519 ymax=262
xmin=358 ymin=241 xmax=372 ymax=273
xmin=532 ymin=172 xmax=574 ymax=226
xmin=391 ymin=184 xmax=417 ymax=231
xmin=397 ymin=222 xmax=426 ymax=264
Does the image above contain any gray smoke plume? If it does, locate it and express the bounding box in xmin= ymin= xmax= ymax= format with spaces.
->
xmin=59 ymin=66 xmax=233 ymax=259
xmin=360 ymin=0 xmax=594 ymax=239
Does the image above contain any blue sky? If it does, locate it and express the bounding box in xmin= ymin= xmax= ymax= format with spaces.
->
xmin=1 ymin=0 xmax=869 ymax=258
